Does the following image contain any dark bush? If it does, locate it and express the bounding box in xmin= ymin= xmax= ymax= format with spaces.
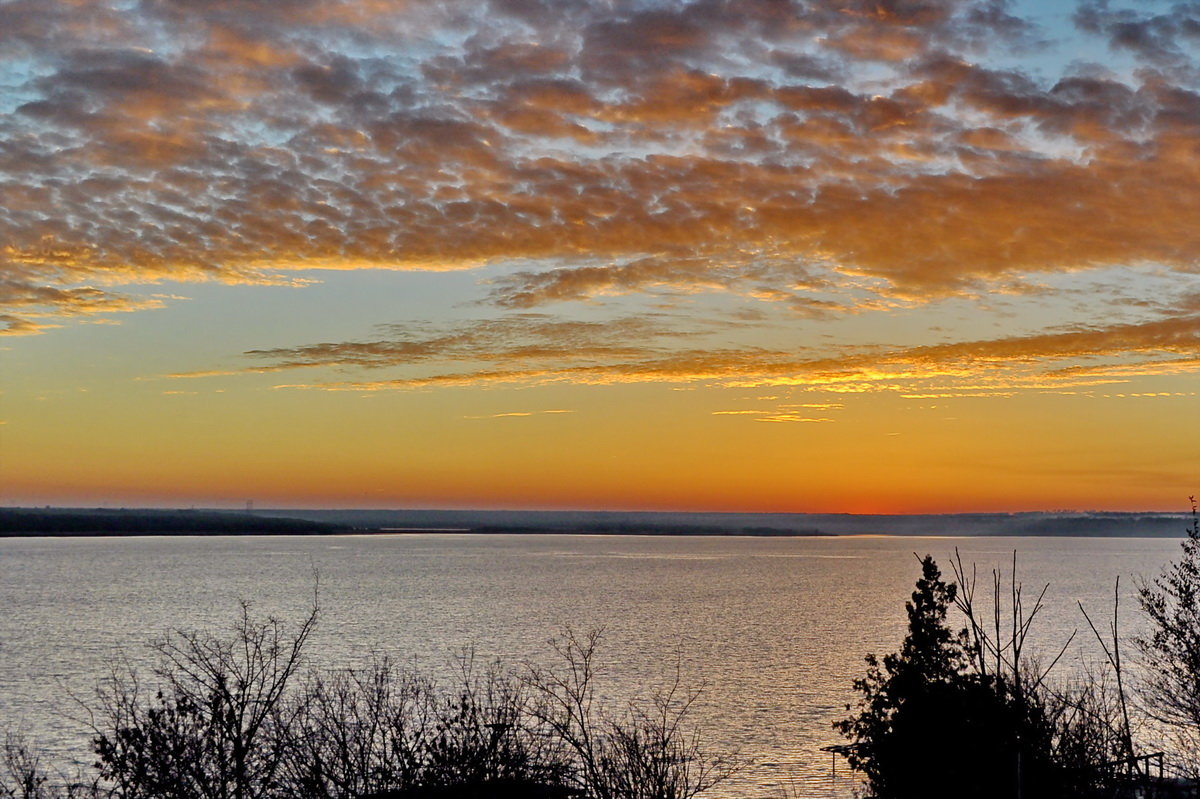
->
xmin=837 ymin=555 xmax=1128 ymax=799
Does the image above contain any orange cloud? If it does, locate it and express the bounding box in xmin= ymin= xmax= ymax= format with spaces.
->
xmin=224 ymin=302 xmax=1200 ymax=395
xmin=4 ymin=0 xmax=1198 ymax=346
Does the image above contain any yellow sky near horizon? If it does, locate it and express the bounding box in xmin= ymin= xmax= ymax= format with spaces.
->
xmin=2 ymin=0 xmax=1199 ymax=512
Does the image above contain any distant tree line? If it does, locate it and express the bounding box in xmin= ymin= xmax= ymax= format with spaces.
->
xmin=466 ymin=525 xmax=830 ymax=536
xmin=0 ymin=509 xmax=342 ymax=536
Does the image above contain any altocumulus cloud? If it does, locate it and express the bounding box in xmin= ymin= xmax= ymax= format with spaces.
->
xmin=3 ymin=0 xmax=1200 ymax=401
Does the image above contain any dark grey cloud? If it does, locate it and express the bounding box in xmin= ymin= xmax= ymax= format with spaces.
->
xmin=1075 ymin=1 xmax=1200 ymax=68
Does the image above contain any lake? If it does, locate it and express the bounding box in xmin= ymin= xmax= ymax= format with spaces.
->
xmin=0 ymin=533 xmax=1186 ymax=796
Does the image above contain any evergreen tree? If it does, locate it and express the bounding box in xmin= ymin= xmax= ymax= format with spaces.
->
xmin=1137 ymin=497 xmax=1200 ymax=770
xmin=837 ymin=556 xmax=1067 ymax=799
xmin=836 ymin=556 xmax=968 ymax=798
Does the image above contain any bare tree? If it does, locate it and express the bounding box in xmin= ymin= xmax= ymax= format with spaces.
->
xmin=89 ymin=600 xmax=318 ymax=799
xmin=952 ymin=550 xmax=1136 ymax=788
xmin=11 ymin=601 xmax=735 ymax=799
xmin=950 ymin=550 xmax=1074 ymax=699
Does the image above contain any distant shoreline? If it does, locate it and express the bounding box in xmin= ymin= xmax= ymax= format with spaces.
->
xmin=1 ymin=507 xmax=1192 ymax=538
xmin=0 ymin=508 xmax=346 ymax=536
xmin=0 ymin=514 xmax=833 ymax=538
xmin=0 ymin=527 xmax=840 ymax=535
xmin=386 ymin=526 xmax=835 ymax=536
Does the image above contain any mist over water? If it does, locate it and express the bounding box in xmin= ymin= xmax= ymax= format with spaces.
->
xmin=0 ymin=534 xmax=1183 ymax=796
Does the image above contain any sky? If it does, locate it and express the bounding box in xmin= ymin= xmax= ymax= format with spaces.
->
xmin=2 ymin=0 xmax=1199 ymax=513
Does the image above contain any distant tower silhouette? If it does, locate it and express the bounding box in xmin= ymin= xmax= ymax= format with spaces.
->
xmin=246 ymin=499 xmax=254 ymax=513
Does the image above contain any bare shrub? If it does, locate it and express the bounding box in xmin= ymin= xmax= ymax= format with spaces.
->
xmin=89 ymin=601 xmax=318 ymax=799
xmin=275 ymin=660 xmax=433 ymax=798
xmin=525 ymin=629 xmax=739 ymax=799
xmin=2 ymin=734 xmax=53 ymax=799
xmin=419 ymin=653 xmax=572 ymax=792
xmin=1 ymin=734 xmax=100 ymax=799
xmin=279 ymin=653 xmax=575 ymax=798
xmin=8 ymin=604 xmax=730 ymax=799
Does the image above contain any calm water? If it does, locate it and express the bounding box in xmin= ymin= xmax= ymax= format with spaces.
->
xmin=0 ymin=534 xmax=1185 ymax=796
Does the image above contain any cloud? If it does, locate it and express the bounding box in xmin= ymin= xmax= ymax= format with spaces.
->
xmin=234 ymin=297 xmax=1200 ymax=396
xmin=3 ymin=0 xmax=1198 ymax=349
xmin=0 ymin=315 xmax=59 ymax=336
xmin=1075 ymin=1 xmax=1200 ymax=72
xmin=712 ymin=408 xmax=836 ymax=423
xmin=234 ymin=315 xmax=687 ymax=372
xmin=0 ymin=279 xmax=167 ymax=334
xmin=464 ymin=409 xmax=576 ymax=419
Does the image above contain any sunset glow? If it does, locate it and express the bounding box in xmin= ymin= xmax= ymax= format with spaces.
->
xmin=3 ymin=0 xmax=1198 ymax=511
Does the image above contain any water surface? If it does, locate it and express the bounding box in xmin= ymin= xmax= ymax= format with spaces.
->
xmin=0 ymin=534 xmax=1184 ymax=796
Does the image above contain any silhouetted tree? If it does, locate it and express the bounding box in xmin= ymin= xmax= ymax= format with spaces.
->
xmin=2 ymin=735 xmax=53 ymax=799
xmin=287 ymin=653 xmax=577 ymax=799
xmin=1137 ymin=497 xmax=1200 ymax=774
xmin=836 ymin=556 xmax=979 ymax=798
xmin=4 ymin=601 xmax=735 ymax=799
xmin=838 ymin=555 xmax=1126 ymax=799
xmin=524 ymin=630 xmax=739 ymax=799
xmin=91 ymin=601 xmax=318 ymax=799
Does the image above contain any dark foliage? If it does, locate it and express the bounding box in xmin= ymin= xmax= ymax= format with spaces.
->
xmin=837 ymin=555 xmax=1129 ymax=799
xmin=1137 ymin=497 xmax=1200 ymax=774
xmin=2 ymin=610 xmax=733 ymax=799
xmin=0 ymin=509 xmax=341 ymax=536
xmin=91 ymin=602 xmax=317 ymax=799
